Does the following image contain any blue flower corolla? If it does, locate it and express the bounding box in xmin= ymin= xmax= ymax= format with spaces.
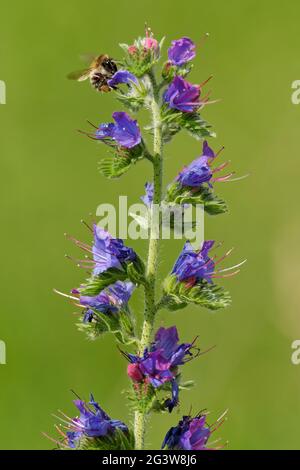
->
xmin=65 ymin=394 xmax=128 ymax=448
xmin=92 ymin=224 xmax=136 ymax=276
xmin=164 ymin=76 xmax=201 ymax=113
xmin=140 ymin=182 xmax=154 ymax=207
xmin=168 ymin=37 xmax=196 ymax=66
xmin=162 ymin=414 xmax=212 ymax=450
xmin=95 ymin=111 xmax=141 ymax=148
xmin=172 ymin=240 xmax=215 ymax=285
xmin=177 ymin=141 xmax=215 ymax=187
xmin=126 ymin=326 xmax=196 ymax=412
xmin=80 ymin=281 xmax=135 ymax=322
xmin=107 ymin=70 xmax=138 ymax=88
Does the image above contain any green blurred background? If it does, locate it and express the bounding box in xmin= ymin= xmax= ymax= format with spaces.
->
xmin=0 ymin=0 xmax=300 ymax=450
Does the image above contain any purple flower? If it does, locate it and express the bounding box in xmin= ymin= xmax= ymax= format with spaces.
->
xmin=172 ymin=240 xmax=215 ymax=285
xmin=83 ymin=309 xmax=95 ymax=323
xmin=96 ymin=112 xmax=141 ymax=148
xmin=162 ymin=414 xmax=213 ymax=450
xmin=164 ymin=76 xmax=201 ymax=113
xmin=141 ymin=182 xmax=154 ymax=206
xmin=168 ymin=37 xmax=196 ymax=66
xmin=177 ymin=141 xmax=215 ymax=187
xmin=80 ymin=281 xmax=135 ymax=320
xmin=126 ymin=326 xmax=197 ymax=412
xmin=61 ymin=394 xmax=128 ymax=448
xmin=92 ymin=224 xmax=136 ymax=276
xmin=107 ymin=70 xmax=138 ymax=88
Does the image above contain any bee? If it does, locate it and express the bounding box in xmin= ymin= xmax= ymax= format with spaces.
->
xmin=67 ymin=54 xmax=117 ymax=92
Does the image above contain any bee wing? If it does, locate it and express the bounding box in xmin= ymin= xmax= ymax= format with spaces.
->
xmin=67 ymin=69 xmax=91 ymax=81
xmin=79 ymin=53 xmax=97 ymax=64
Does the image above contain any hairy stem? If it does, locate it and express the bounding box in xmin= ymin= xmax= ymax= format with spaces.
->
xmin=134 ymin=70 xmax=163 ymax=450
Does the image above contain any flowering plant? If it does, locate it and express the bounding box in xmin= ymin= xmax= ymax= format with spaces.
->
xmin=49 ymin=27 xmax=243 ymax=450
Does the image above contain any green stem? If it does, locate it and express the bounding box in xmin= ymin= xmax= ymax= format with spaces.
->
xmin=134 ymin=70 xmax=163 ymax=450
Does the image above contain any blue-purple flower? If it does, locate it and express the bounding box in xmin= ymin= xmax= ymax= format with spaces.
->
xmin=177 ymin=141 xmax=215 ymax=187
xmin=164 ymin=76 xmax=201 ymax=113
xmin=96 ymin=112 xmax=141 ymax=148
xmin=162 ymin=414 xmax=215 ymax=450
xmin=57 ymin=394 xmax=128 ymax=448
xmin=141 ymin=182 xmax=154 ymax=207
xmin=168 ymin=37 xmax=196 ymax=66
xmin=126 ymin=326 xmax=197 ymax=412
xmin=107 ymin=70 xmax=138 ymax=88
xmin=79 ymin=281 xmax=135 ymax=322
xmin=174 ymin=141 xmax=234 ymax=189
xmin=172 ymin=240 xmax=215 ymax=285
xmin=92 ymin=224 xmax=136 ymax=276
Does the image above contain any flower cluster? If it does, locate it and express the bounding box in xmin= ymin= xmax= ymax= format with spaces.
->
xmin=125 ymin=326 xmax=198 ymax=412
xmin=95 ymin=112 xmax=141 ymax=149
xmin=162 ymin=413 xmax=224 ymax=450
xmin=172 ymin=240 xmax=215 ymax=285
xmin=50 ymin=26 xmax=243 ymax=451
xmin=168 ymin=37 xmax=196 ymax=67
xmin=164 ymin=76 xmax=202 ymax=113
xmin=76 ymin=280 xmax=135 ymax=322
xmin=52 ymin=394 xmax=129 ymax=449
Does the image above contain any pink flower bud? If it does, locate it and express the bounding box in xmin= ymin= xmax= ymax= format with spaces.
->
xmin=128 ymin=45 xmax=138 ymax=55
xmin=142 ymin=36 xmax=159 ymax=50
xmin=127 ymin=363 xmax=144 ymax=382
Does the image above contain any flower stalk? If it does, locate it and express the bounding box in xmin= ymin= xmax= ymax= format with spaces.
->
xmin=134 ymin=70 xmax=163 ymax=449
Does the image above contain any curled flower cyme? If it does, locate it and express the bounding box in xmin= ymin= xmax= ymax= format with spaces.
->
xmin=96 ymin=111 xmax=141 ymax=148
xmin=164 ymin=76 xmax=202 ymax=113
xmin=162 ymin=412 xmax=224 ymax=450
xmin=125 ymin=326 xmax=198 ymax=412
xmin=168 ymin=37 xmax=196 ymax=66
xmin=54 ymin=394 xmax=128 ymax=449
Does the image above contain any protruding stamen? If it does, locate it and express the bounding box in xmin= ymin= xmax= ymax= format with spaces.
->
xmin=211 ymin=161 xmax=230 ymax=173
xmin=81 ymin=219 xmax=93 ymax=232
xmin=212 ymin=172 xmax=235 ymax=182
xmin=221 ymin=173 xmax=250 ymax=183
xmin=218 ymin=259 xmax=247 ymax=273
xmin=199 ymin=75 xmax=213 ymax=88
xmin=53 ymin=289 xmax=78 ymax=301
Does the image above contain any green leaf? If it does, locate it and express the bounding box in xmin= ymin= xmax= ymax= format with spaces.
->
xmin=126 ymin=255 xmax=146 ymax=285
xmin=161 ymin=107 xmax=215 ymax=143
xmin=77 ymin=308 xmax=137 ymax=345
xmin=165 ymin=182 xmax=228 ymax=216
xmin=163 ymin=274 xmax=231 ymax=311
xmin=78 ymin=268 xmax=127 ymax=296
xmin=98 ymin=155 xmax=133 ymax=179
xmin=180 ymin=112 xmax=216 ymax=140
xmin=77 ymin=428 xmax=135 ymax=450
xmin=162 ymin=62 xmax=194 ymax=83
xmin=115 ymin=79 xmax=149 ymax=112
xmin=127 ymin=383 xmax=157 ymax=414
xmin=98 ymin=144 xmax=144 ymax=179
